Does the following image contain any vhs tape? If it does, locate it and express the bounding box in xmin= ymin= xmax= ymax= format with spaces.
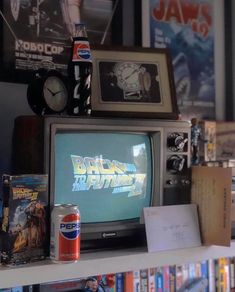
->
xmin=0 ymin=174 xmax=48 ymax=266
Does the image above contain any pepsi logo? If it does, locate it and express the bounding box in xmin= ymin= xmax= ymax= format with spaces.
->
xmin=59 ymin=213 xmax=80 ymax=240
xmin=76 ymin=43 xmax=91 ymax=60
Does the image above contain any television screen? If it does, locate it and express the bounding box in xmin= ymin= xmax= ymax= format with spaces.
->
xmin=54 ymin=132 xmax=152 ymax=224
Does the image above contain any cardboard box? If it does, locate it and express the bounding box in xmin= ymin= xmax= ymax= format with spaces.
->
xmin=201 ymin=160 xmax=235 ymax=238
xmin=191 ymin=166 xmax=232 ymax=246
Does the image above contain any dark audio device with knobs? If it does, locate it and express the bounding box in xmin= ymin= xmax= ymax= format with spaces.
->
xmin=161 ymin=121 xmax=191 ymax=205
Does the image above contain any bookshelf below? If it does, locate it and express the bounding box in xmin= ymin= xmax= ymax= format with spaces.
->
xmin=1 ymin=242 xmax=235 ymax=289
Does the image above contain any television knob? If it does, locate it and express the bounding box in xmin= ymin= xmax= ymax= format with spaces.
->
xmin=167 ymin=155 xmax=185 ymax=173
xmin=166 ymin=179 xmax=178 ymax=185
xmin=167 ymin=132 xmax=188 ymax=152
xmin=181 ymin=179 xmax=191 ymax=185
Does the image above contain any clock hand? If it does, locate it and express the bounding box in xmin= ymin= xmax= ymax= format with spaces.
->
xmin=46 ymin=88 xmax=64 ymax=96
xmin=54 ymin=90 xmax=63 ymax=95
xmin=46 ymin=87 xmax=56 ymax=96
xmin=124 ymin=69 xmax=139 ymax=80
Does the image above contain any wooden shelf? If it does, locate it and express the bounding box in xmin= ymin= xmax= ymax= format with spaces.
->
xmin=1 ymin=242 xmax=235 ymax=288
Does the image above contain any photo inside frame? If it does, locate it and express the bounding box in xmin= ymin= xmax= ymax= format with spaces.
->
xmin=98 ymin=61 xmax=162 ymax=103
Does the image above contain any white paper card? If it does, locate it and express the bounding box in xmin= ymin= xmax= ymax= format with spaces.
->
xmin=143 ymin=204 xmax=201 ymax=253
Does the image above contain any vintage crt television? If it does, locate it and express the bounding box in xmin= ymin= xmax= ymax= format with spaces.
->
xmin=12 ymin=116 xmax=191 ymax=250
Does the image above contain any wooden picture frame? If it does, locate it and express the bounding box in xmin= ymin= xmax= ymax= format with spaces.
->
xmin=91 ymin=46 xmax=179 ymax=119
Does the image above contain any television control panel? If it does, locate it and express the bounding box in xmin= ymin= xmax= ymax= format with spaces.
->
xmin=162 ymin=122 xmax=191 ymax=205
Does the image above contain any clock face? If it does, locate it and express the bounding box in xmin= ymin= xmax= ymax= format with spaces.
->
xmin=43 ymin=76 xmax=68 ymax=112
xmin=114 ymin=62 xmax=141 ymax=91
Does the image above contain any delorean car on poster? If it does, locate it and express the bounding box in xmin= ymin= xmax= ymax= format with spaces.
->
xmin=0 ymin=0 xmax=113 ymax=83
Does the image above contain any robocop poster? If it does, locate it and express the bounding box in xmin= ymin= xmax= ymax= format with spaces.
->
xmin=142 ymin=0 xmax=216 ymax=120
xmin=0 ymin=0 xmax=113 ymax=83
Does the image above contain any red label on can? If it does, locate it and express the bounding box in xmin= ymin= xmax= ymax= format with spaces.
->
xmin=72 ymin=41 xmax=92 ymax=62
xmin=59 ymin=213 xmax=80 ymax=261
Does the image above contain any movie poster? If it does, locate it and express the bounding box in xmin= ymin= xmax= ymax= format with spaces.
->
xmin=142 ymin=0 xmax=215 ymax=120
xmin=0 ymin=0 xmax=113 ymax=83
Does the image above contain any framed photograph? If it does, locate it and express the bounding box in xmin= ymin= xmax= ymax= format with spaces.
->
xmin=91 ymin=46 xmax=179 ymax=119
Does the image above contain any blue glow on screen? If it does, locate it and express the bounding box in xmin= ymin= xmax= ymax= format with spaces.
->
xmin=54 ymin=132 xmax=152 ymax=223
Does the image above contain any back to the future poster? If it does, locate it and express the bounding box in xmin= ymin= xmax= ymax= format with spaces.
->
xmin=0 ymin=0 xmax=113 ymax=83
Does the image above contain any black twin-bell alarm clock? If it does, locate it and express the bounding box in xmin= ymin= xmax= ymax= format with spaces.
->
xmin=27 ymin=69 xmax=69 ymax=115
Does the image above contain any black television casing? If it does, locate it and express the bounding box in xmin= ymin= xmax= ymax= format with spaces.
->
xmin=12 ymin=115 xmax=191 ymax=251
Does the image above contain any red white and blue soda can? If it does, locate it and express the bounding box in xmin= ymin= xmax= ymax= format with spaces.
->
xmin=50 ymin=204 xmax=80 ymax=263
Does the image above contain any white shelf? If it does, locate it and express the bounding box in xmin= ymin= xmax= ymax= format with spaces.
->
xmin=1 ymin=242 xmax=235 ymax=288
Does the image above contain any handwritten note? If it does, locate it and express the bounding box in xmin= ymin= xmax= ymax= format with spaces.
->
xmin=143 ymin=204 xmax=201 ymax=253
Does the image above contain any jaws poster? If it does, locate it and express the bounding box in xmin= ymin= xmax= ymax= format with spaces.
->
xmin=142 ymin=0 xmax=215 ymax=120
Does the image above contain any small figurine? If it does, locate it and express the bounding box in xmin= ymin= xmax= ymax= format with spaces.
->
xmin=191 ymin=117 xmax=202 ymax=165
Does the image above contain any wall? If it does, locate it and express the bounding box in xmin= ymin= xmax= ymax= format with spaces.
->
xmin=0 ymin=82 xmax=33 ymax=178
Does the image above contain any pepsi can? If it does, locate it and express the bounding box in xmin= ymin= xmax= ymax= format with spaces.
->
xmin=50 ymin=204 xmax=80 ymax=263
